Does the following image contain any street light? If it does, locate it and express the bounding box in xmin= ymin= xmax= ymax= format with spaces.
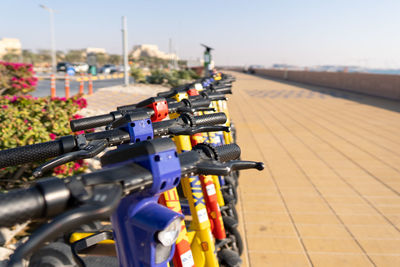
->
xmin=40 ymin=4 xmax=56 ymax=73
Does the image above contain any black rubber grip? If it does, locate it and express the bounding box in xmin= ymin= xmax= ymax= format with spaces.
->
xmin=0 ymin=140 xmax=68 ymax=168
xmin=215 ymin=144 xmax=241 ymax=162
xmin=117 ymin=104 xmax=136 ymax=112
xmin=213 ymin=86 xmax=232 ymax=94
xmin=190 ymin=99 xmax=211 ymax=108
xmin=0 ymin=187 xmax=45 ymax=227
xmin=194 ymin=113 xmax=227 ymax=126
xmin=70 ymin=114 xmax=114 ymax=132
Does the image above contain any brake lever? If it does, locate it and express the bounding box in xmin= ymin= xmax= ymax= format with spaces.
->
xmin=7 ymin=184 xmax=122 ymax=267
xmin=33 ymin=140 xmax=108 ymax=178
xmin=195 ymin=160 xmax=264 ymax=176
xmin=168 ymin=125 xmax=230 ymax=135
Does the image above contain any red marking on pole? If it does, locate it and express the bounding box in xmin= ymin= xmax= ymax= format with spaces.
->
xmin=88 ymin=74 xmax=93 ymax=95
xmin=79 ymin=73 xmax=84 ymax=94
xmin=50 ymin=74 xmax=56 ymax=98
xmin=64 ymin=74 xmax=70 ymax=98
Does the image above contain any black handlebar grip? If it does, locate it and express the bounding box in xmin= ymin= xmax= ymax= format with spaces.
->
xmin=213 ymin=86 xmax=232 ymax=95
xmin=0 ymin=136 xmax=75 ymax=168
xmin=193 ymin=113 xmax=227 ymax=126
xmin=157 ymin=90 xmax=176 ymax=98
xmin=117 ymin=104 xmax=136 ymax=112
xmin=70 ymin=114 xmax=114 ymax=132
xmin=190 ymin=99 xmax=211 ymax=108
xmin=215 ymin=144 xmax=241 ymax=162
xmin=0 ymin=187 xmax=45 ymax=227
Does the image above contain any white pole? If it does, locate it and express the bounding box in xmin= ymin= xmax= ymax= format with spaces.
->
xmin=122 ymin=16 xmax=129 ymax=86
xmin=50 ymin=10 xmax=56 ymax=74
xmin=40 ymin=5 xmax=56 ymax=74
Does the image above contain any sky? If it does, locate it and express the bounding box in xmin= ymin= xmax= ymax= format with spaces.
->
xmin=1 ymin=0 xmax=400 ymax=68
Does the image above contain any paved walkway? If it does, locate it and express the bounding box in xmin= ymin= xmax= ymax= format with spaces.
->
xmin=81 ymin=84 xmax=168 ymax=115
xmin=83 ymin=73 xmax=400 ymax=266
xmin=228 ymin=71 xmax=400 ymax=266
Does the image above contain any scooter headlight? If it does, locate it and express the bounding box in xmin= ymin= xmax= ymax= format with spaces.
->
xmin=157 ymin=216 xmax=182 ymax=246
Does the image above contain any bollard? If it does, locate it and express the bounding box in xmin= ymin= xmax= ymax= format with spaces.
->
xmin=88 ymin=74 xmax=93 ymax=95
xmin=79 ymin=73 xmax=84 ymax=94
xmin=64 ymin=73 xmax=70 ymax=98
xmin=50 ymin=74 xmax=56 ymax=98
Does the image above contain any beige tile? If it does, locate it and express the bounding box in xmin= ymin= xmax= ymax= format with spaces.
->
xmin=308 ymin=254 xmax=373 ymax=267
xmin=369 ymin=255 xmax=400 ymax=267
xmin=296 ymin=224 xmax=351 ymax=238
xmin=244 ymin=222 xmax=298 ymax=236
xmin=357 ymin=239 xmax=400 ymax=254
xmin=243 ymin=211 xmax=291 ymax=223
xmin=241 ymin=201 xmax=287 ymax=213
xmin=302 ymin=238 xmax=364 ymax=253
xmin=248 ymin=252 xmax=310 ymax=267
xmin=346 ymin=224 xmax=400 ymax=239
xmin=246 ymin=236 xmax=304 ymax=252
xmin=291 ymin=213 xmax=341 ymax=225
xmin=339 ymin=214 xmax=390 ymax=225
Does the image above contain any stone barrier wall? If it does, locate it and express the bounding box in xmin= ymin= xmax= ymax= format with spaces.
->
xmin=254 ymin=69 xmax=400 ymax=100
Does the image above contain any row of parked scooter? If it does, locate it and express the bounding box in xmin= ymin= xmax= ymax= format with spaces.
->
xmin=0 ymin=71 xmax=264 ymax=267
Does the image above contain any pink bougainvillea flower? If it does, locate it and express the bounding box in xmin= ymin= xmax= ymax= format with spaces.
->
xmin=73 ymin=162 xmax=81 ymax=170
xmin=2 ymin=105 xmax=8 ymax=109
xmin=72 ymin=114 xmax=83 ymax=120
xmin=49 ymin=133 xmax=57 ymax=140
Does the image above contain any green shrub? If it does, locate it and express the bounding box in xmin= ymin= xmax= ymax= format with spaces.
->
xmin=175 ymin=69 xmax=199 ymax=80
xmin=130 ymin=66 xmax=146 ymax=83
xmin=0 ymin=95 xmax=88 ymax=190
xmin=0 ymin=62 xmax=38 ymax=95
xmin=147 ymin=69 xmax=199 ymax=87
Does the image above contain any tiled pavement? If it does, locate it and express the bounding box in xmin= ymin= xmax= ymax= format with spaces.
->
xmin=84 ymin=73 xmax=400 ymax=266
xmin=84 ymin=84 xmax=169 ymax=113
xmin=227 ymin=71 xmax=400 ymax=266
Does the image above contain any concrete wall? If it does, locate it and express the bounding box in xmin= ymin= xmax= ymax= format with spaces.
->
xmin=254 ymin=69 xmax=400 ymax=100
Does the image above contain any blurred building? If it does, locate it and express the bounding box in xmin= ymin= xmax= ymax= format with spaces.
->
xmin=0 ymin=38 xmax=22 ymax=58
xmin=130 ymin=44 xmax=178 ymax=60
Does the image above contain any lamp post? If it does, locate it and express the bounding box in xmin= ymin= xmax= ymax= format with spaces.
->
xmin=40 ymin=4 xmax=56 ymax=73
xmin=122 ymin=16 xmax=129 ymax=86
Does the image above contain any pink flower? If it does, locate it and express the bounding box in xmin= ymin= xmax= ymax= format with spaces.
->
xmin=28 ymin=126 xmax=32 ymax=130
xmin=24 ymin=119 xmax=28 ymax=123
xmin=42 ymin=109 xmax=46 ymax=112
xmin=2 ymin=105 xmax=8 ymax=109
xmin=72 ymin=114 xmax=83 ymax=120
xmin=73 ymin=162 xmax=81 ymax=170
xmin=53 ymin=166 xmax=65 ymax=175
xmin=49 ymin=133 xmax=57 ymax=140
